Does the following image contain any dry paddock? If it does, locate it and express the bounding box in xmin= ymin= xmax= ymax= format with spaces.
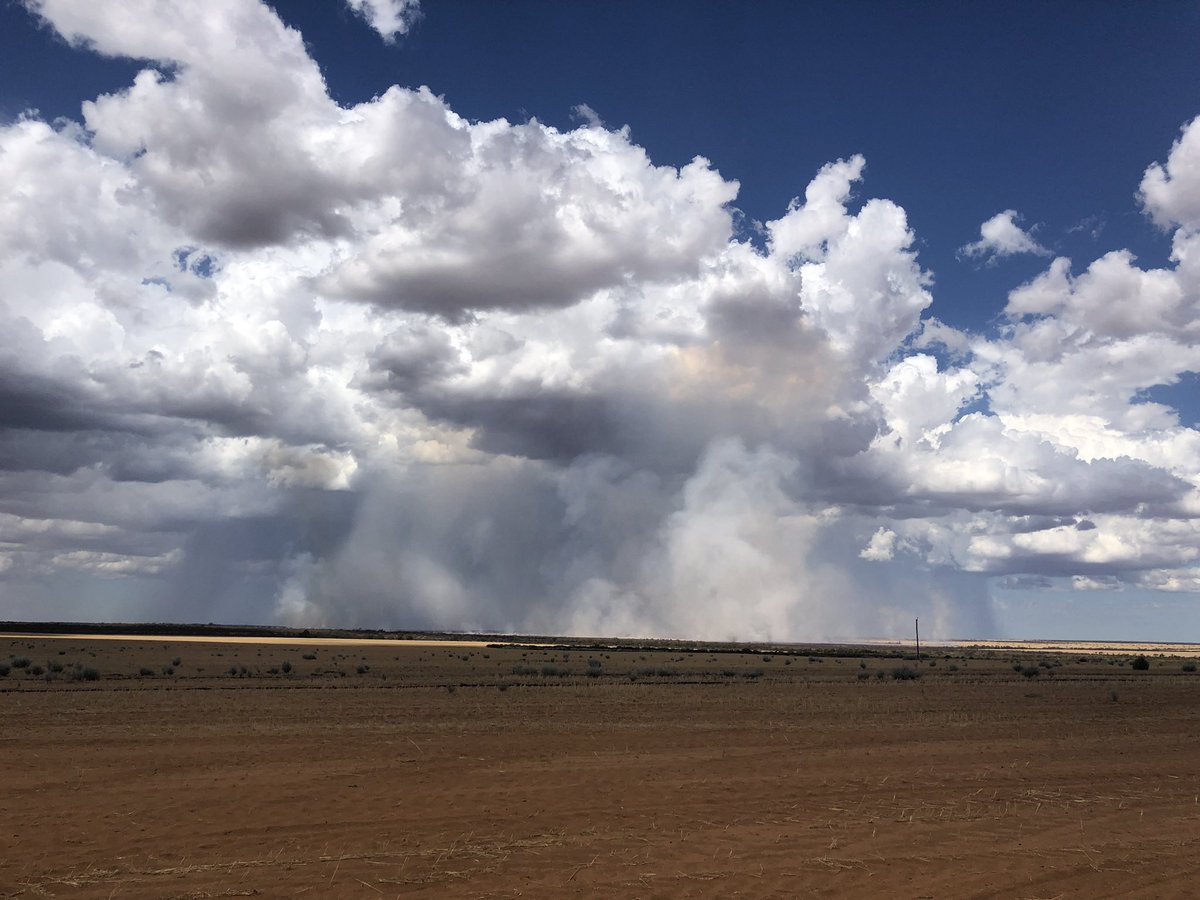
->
xmin=2 ymin=635 xmax=1199 ymax=898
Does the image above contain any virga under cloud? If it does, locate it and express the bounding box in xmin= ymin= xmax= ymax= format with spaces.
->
xmin=2 ymin=0 xmax=1199 ymax=639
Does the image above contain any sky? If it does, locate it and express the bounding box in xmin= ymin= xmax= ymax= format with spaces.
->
xmin=1 ymin=1 xmax=1200 ymax=641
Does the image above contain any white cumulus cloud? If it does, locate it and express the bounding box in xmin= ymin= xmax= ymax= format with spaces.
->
xmin=2 ymin=0 xmax=1199 ymax=639
xmin=344 ymin=0 xmax=421 ymax=41
xmin=960 ymin=209 xmax=1051 ymax=262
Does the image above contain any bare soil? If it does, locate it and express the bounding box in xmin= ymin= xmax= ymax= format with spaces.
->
xmin=2 ymin=635 xmax=1199 ymax=898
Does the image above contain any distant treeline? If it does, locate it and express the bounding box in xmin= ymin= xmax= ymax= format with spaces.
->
xmin=0 ymin=621 xmax=481 ymax=641
xmin=0 ymin=620 xmax=924 ymax=659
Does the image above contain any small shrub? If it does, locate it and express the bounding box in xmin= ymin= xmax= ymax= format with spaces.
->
xmin=891 ymin=666 xmax=920 ymax=681
xmin=301 ymin=652 xmax=317 ymax=661
xmin=139 ymin=667 xmax=156 ymax=677
xmin=356 ymin=665 xmax=368 ymax=674
xmin=512 ymin=665 xmax=538 ymax=676
xmin=856 ymin=671 xmax=871 ymax=681
xmin=228 ymin=666 xmax=239 ymax=676
xmin=1109 ymin=689 xmax=1119 ymax=702
xmin=72 ymin=665 xmax=99 ymax=681
xmin=859 ymin=660 xmax=867 ymax=669
xmin=11 ymin=657 xmax=30 ymax=669
xmin=1012 ymin=663 xmax=1023 ymax=673
xmin=875 ymin=670 xmax=886 ymax=680
xmin=743 ymin=669 xmax=764 ymax=679
xmin=48 ymin=661 xmax=63 ymax=673
xmin=587 ymin=658 xmax=602 ymax=669
xmin=1020 ymin=666 xmax=1040 ymax=678
xmin=29 ymin=664 xmax=44 ymax=676
xmin=1181 ymin=661 xmax=1196 ymax=673
xmin=634 ymin=667 xmax=677 ymax=678
xmin=281 ymin=660 xmax=292 ymax=674
xmin=267 ymin=667 xmax=279 ymax=675
xmin=1131 ymin=655 xmax=1150 ymax=670
xmin=0 ymin=663 xmax=10 ymax=677
xmin=171 ymin=657 xmax=181 ymax=666
xmin=497 ymin=682 xmax=509 ymax=692
xmin=541 ymin=664 xmax=569 ymax=677
xmin=947 ymin=664 xmax=959 ymax=672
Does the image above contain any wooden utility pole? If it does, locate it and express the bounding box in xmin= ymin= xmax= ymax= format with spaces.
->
xmin=915 ymin=618 xmax=921 ymax=662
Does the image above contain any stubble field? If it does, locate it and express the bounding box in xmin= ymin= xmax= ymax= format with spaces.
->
xmin=2 ymin=633 xmax=1199 ymax=898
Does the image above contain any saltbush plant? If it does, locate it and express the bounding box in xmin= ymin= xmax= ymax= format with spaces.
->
xmin=634 ymin=667 xmax=677 ymax=678
xmin=70 ymin=665 xmax=99 ymax=681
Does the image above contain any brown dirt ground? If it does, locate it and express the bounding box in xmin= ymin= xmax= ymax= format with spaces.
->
xmin=2 ymin=636 xmax=1199 ymax=899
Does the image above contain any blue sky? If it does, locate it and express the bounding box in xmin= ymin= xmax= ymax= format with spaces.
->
xmin=292 ymin=0 xmax=1200 ymax=334
xmin=6 ymin=1 xmax=1199 ymax=336
xmin=2 ymin=1 xmax=1200 ymax=641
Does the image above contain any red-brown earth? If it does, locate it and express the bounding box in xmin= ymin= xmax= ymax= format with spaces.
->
xmin=2 ymin=635 xmax=1198 ymax=898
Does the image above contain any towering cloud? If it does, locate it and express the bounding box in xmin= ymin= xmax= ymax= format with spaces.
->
xmin=2 ymin=0 xmax=1198 ymax=637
